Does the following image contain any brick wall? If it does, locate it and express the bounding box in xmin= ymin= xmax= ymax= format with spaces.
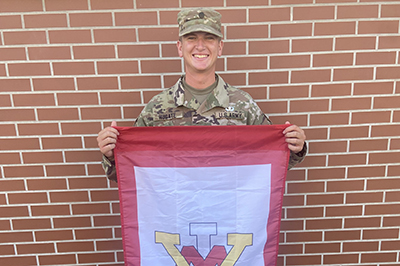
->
xmin=0 ymin=0 xmax=399 ymax=265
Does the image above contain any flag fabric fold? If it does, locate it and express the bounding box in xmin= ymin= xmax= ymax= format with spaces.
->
xmin=114 ymin=125 xmax=289 ymax=266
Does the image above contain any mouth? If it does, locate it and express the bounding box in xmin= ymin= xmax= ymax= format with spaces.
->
xmin=193 ymin=54 xmax=209 ymax=59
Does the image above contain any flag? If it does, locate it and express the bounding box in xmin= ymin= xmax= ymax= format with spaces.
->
xmin=114 ymin=125 xmax=290 ymax=266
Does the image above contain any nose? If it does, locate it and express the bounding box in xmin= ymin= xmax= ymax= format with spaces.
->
xmin=195 ymin=38 xmax=205 ymax=50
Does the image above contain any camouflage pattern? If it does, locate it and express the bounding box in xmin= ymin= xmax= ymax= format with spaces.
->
xmin=103 ymin=75 xmax=307 ymax=182
xmin=177 ymin=8 xmax=223 ymax=38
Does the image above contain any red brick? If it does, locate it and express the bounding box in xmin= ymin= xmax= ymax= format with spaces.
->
xmin=0 ymin=231 xmax=33 ymax=244
xmin=94 ymin=215 xmax=121 ymax=227
xmin=76 ymin=228 xmax=113 ymax=240
xmin=69 ymin=12 xmax=112 ymax=27
xmin=359 ymin=20 xmax=399 ymax=34
xmin=3 ymin=165 xmax=44 ymax=178
xmin=37 ymin=108 xmax=79 ymax=121
xmin=379 ymin=36 xmax=400 ymax=49
xmin=292 ymin=69 xmax=331 ymax=83
xmin=44 ymin=0 xmax=88 ymax=11
xmin=13 ymin=93 xmax=55 ymax=107
xmin=249 ymin=40 xmax=290 ymax=54
xmin=377 ymin=66 xmax=400 ymax=80
xmin=350 ymin=139 xmax=388 ymax=152
xmin=269 ymin=85 xmax=308 ymax=99
xmin=338 ymin=4 xmax=379 ymax=18
xmin=327 ymin=179 xmax=365 ymax=192
xmin=57 ymin=92 xmax=98 ymax=105
xmin=0 ymin=79 xmax=30 ymax=92
xmin=332 ymin=97 xmax=372 ymax=111
xmin=35 ymin=229 xmax=73 ymax=241
xmin=24 ymin=13 xmax=67 ymax=28
xmin=356 ymin=51 xmax=396 ymax=65
xmin=121 ymin=76 xmax=161 ymax=90
xmin=372 ymin=125 xmax=400 ymax=137
xmin=61 ymin=122 xmax=102 ymax=135
xmin=271 ymin=55 xmax=310 ymax=69
xmin=39 ymin=254 xmax=77 ymax=265
xmin=250 ymin=71 xmax=289 ymax=85
xmin=46 ymin=164 xmax=86 ymax=177
xmin=343 ymin=241 xmax=379 ymax=252
xmin=72 ymin=203 xmax=111 ymax=215
xmin=313 ymin=53 xmax=353 ymax=67
xmin=0 ymin=206 xmax=29 ymax=218
xmin=370 ymin=152 xmax=400 ymax=164
xmin=0 ymin=153 xmax=20 ymax=164
xmin=80 ymin=107 xmax=122 ymax=120
xmin=250 ymin=7 xmax=290 ymax=22
xmin=49 ymin=29 xmax=92 ymax=44
xmin=294 ymin=6 xmax=335 ymax=20
xmin=330 ymin=126 xmax=369 ymax=139
xmin=22 ymin=151 xmax=63 ymax=164
xmin=0 ymin=137 xmax=40 ymax=151
xmin=18 ymin=123 xmax=59 ymax=136
xmin=115 ymin=11 xmax=157 ymax=26
xmin=307 ymin=194 xmax=344 ymax=205
xmin=73 ymin=45 xmax=115 ymax=59
xmin=228 ymin=25 xmax=269 ymax=39
xmin=219 ymin=9 xmax=247 ymax=23
xmin=17 ymin=243 xmax=55 ymax=255
xmin=94 ymin=28 xmax=137 ymax=43
xmin=96 ymin=239 xmax=123 ymax=251
xmin=0 ymin=15 xmax=22 ymax=29
xmin=272 ymin=23 xmax=312 ymax=38
xmin=69 ymin=177 xmax=108 ymax=189
xmin=0 ymin=47 xmax=26 ymax=61
xmin=118 ymin=44 xmax=159 ymax=58
xmin=53 ymin=217 xmax=92 ymax=229
xmin=354 ymin=82 xmax=394 ymax=95
xmin=328 ymin=154 xmax=367 ymax=166
xmin=365 ymin=204 xmax=400 ymax=215
xmin=13 ymin=218 xmax=51 ymax=230
xmin=33 ymin=78 xmax=75 ymax=91
xmin=312 ymin=83 xmax=351 ymax=97
xmin=286 ymin=255 xmax=321 ymax=266
xmin=31 ymin=205 xmax=71 ymax=216
xmin=227 ymin=0 xmax=270 ymax=6
xmin=90 ymin=190 xmax=119 ymax=201
xmin=308 ymin=141 xmax=347 ymax=153
xmin=141 ymin=59 xmax=182 ymax=74
xmin=346 ymin=192 xmax=383 ymax=204
xmin=3 ymin=31 xmax=46 ymax=45
xmin=306 ymin=218 xmax=342 ymax=230
xmin=325 ymin=229 xmax=361 ymax=240
xmin=28 ymin=46 xmax=71 ymax=60
xmin=345 ymin=217 xmax=381 ymax=228
xmin=381 ymin=240 xmax=400 ymax=251
xmin=0 ymin=245 xmax=14 ymax=255
xmin=325 ymin=254 xmax=360 ymax=264
xmin=8 ymin=63 xmax=51 ymax=76
xmin=0 ymin=0 xmax=42 ymax=12
xmin=361 ymin=252 xmax=397 ymax=263
xmin=315 ymin=22 xmax=356 ymax=35
xmin=8 ymin=192 xmax=48 ymax=204
xmin=50 ymin=191 xmax=89 ymax=203
xmin=336 ymin=37 xmax=376 ymax=50
xmin=138 ymin=27 xmax=178 ymax=42
xmin=334 ymin=67 xmax=374 ymax=81
xmin=77 ymin=77 xmax=118 ymax=90
xmin=41 ymin=137 xmax=82 ymax=149
xmin=91 ymin=0 xmax=133 ymax=9
xmin=136 ymin=0 xmax=179 ymax=8
xmin=227 ymin=57 xmax=267 ymax=71
xmin=293 ymin=38 xmax=333 ymax=53
xmin=57 ymin=241 xmax=94 ymax=252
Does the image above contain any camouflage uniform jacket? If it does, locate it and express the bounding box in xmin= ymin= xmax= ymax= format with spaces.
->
xmin=102 ymin=74 xmax=307 ymax=182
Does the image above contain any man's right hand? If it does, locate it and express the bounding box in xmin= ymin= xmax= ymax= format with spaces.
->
xmin=97 ymin=121 xmax=119 ymax=159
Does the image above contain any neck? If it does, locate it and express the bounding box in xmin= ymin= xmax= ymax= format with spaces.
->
xmin=184 ymin=71 xmax=216 ymax=89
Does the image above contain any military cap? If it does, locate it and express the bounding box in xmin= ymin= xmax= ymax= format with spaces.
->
xmin=177 ymin=8 xmax=223 ymax=38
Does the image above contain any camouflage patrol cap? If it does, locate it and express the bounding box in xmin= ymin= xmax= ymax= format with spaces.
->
xmin=177 ymin=8 xmax=223 ymax=38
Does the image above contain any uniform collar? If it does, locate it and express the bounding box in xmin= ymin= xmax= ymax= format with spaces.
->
xmin=173 ymin=74 xmax=230 ymax=114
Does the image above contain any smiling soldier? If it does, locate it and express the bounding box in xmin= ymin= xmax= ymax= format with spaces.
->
xmin=97 ymin=8 xmax=307 ymax=182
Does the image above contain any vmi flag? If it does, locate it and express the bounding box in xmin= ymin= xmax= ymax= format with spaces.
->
xmin=114 ymin=125 xmax=290 ymax=266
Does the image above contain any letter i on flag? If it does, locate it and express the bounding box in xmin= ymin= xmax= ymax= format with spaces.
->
xmin=114 ymin=125 xmax=290 ymax=266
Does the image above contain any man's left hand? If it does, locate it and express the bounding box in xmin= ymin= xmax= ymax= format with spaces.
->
xmin=283 ymin=121 xmax=306 ymax=154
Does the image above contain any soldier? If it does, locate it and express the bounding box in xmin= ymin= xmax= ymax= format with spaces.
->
xmin=97 ymin=8 xmax=307 ymax=182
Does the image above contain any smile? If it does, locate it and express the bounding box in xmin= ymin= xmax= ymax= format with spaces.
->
xmin=193 ymin=54 xmax=209 ymax=59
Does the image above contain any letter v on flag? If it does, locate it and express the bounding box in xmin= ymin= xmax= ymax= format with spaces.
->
xmin=114 ymin=125 xmax=290 ymax=266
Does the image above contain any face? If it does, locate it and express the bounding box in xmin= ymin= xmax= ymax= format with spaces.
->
xmin=177 ymin=31 xmax=223 ymax=75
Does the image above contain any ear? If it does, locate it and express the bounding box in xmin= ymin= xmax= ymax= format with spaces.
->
xmin=218 ymin=40 xmax=224 ymax=57
xmin=177 ymin=40 xmax=183 ymax=57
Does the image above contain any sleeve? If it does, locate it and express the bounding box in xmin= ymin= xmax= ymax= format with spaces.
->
xmin=101 ymin=155 xmax=118 ymax=183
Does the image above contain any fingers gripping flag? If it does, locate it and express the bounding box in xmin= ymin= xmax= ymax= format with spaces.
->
xmin=114 ymin=125 xmax=290 ymax=266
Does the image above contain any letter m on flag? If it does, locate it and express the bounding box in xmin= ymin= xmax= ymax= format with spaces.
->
xmin=114 ymin=125 xmax=290 ymax=266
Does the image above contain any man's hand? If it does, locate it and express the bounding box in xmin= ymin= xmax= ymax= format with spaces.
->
xmin=283 ymin=121 xmax=306 ymax=154
xmin=97 ymin=121 xmax=119 ymax=159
